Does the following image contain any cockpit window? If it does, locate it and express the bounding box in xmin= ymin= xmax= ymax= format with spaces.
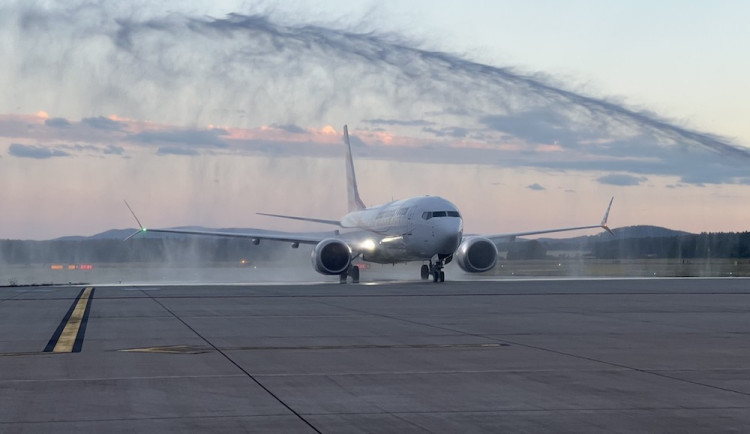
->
xmin=422 ymin=210 xmax=461 ymax=220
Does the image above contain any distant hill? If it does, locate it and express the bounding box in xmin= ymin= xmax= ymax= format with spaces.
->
xmin=54 ymin=229 xmax=138 ymax=241
xmin=605 ymin=225 xmax=692 ymax=239
xmin=540 ymin=225 xmax=693 ymax=244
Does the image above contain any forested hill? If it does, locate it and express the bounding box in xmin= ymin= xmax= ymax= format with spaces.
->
xmin=512 ymin=226 xmax=750 ymax=260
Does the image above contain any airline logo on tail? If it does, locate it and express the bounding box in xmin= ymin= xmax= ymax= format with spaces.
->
xmin=344 ymin=125 xmax=366 ymax=212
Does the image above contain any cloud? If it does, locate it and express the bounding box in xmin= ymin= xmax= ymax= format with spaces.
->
xmin=480 ymin=111 xmax=585 ymax=146
xmin=526 ymin=183 xmax=545 ymax=191
xmin=44 ymin=117 xmax=71 ymax=128
xmin=423 ymin=126 xmax=469 ymax=138
xmin=156 ymin=146 xmax=199 ymax=156
xmin=346 ymin=133 xmax=367 ymax=148
xmin=81 ymin=116 xmax=126 ymax=131
xmin=103 ymin=145 xmax=125 ymax=155
xmin=271 ymin=124 xmax=306 ymax=134
xmin=128 ymin=128 xmax=228 ymax=148
xmin=597 ymin=174 xmax=647 ymax=186
xmin=54 ymin=143 xmax=129 ymax=157
xmin=365 ymin=119 xmax=435 ymax=127
xmin=9 ymin=143 xmax=69 ymax=159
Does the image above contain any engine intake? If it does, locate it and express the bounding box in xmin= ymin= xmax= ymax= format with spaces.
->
xmin=455 ymin=237 xmax=498 ymax=273
xmin=311 ymin=238 xmax=352 ymax=275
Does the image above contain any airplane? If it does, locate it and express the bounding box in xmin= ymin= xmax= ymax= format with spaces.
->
xmin=126 ymin=125 xmax=613 ymax=283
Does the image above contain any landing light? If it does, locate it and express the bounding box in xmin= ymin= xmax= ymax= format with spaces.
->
xmin=360 ymin=239 xmax=377 ymax=251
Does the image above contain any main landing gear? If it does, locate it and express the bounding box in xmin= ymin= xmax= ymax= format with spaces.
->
xmin=340 ymin=265 xmax=360 ymax=284
xmin=421 ymin=255 xmax=451 ymax=283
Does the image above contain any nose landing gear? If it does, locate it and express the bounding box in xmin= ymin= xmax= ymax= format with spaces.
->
xmin=422 ymin=255 xmax=450 ymax=283
xmin=434 ymin=269 xmax=445 ymax=283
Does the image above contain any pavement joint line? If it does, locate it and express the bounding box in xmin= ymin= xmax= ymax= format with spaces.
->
xmin=0 ymin=351 xmax=50 ymax=357
xmin=3 ymin=406 xmax=750 ymax=428
xmin=7 ymin=290 xmax=748 ymax=303
xmin=3 ymin=405 xmax=750 ymax=425
xmin=43 ymin=287 xmax=94 ymax=353
xmin=58 ymin=290 xmax=750 ymax=300
xmin=117 ymin=342 xmax=508 ymax=353
xmin=0 ymin=374 xmax=248 ymax=384
xmin=301 ymin=406 xmax=750 ymax=416
xmin=142 ymin=289 xmax=323 ymax=434
xmin=0 ymin=413 xmax=306 ymax=426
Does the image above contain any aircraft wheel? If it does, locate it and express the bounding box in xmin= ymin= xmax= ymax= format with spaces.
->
xmin=420 ymin=264 xmax=429 ymax=280
xmin=433 ymin=271 xmax=440 ymax=283
xmin=339 ymin=273 xmax=348 ymax=284
xmin=439 ymin=271 xmax=445 ymax=282
xmin=350 ymin=266 xmax=360 ymax=284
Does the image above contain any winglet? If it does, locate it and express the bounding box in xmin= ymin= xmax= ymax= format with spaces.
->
xmin=344 ymin=125 xmax=366 ymax=212
xmin=600 ymin=197 xmax=615 ymax=236
xmin=123 ymin=200 xmax=148 ymax=240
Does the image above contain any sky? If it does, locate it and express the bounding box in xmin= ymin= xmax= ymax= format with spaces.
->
xmin=1 ymin=0 xmax=750 ymax=240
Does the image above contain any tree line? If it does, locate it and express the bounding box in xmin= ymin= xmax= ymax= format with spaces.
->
xmin=503 ymin=232 xmax=750 ymax=260
xmin=0 ymin=238 xmax=290 ymax=265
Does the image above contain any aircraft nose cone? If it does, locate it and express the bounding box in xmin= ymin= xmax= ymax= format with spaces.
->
xmin=435 ymin=220 xmax=462 ymax=254
xmin=439 ymin=233 xmax=461 ymax=254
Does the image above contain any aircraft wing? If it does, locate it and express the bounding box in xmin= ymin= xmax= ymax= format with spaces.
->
xmin=483 ymin=197 xmax=614 ymax=242
xmin=123 ymin=202 xmax=325 ymax=245
xmin=125 ymin=226 xmax=325 ymax=245
xmin=256 ymin=212 xmax=342 ymax=227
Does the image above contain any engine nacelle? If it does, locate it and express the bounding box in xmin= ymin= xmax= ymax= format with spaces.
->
xmin=311 ymin=238 xmax=352 ymax=275
xmin=455 ymin=237 xmax=498 ymax=273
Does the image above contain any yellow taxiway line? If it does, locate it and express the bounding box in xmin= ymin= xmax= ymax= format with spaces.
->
xmin=52 ymin=287 xmax=93 ymax=353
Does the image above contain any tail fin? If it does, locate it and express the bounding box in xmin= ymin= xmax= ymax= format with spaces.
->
xmin=344 ymin=125 xmax=366 ymax=212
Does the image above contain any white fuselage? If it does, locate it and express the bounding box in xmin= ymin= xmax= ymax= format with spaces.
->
xmin=340 ymin=196 xmax=463 ymax=264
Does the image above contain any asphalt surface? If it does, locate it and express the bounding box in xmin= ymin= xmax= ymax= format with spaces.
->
xmin=2 ymin=278 xmax=750 ymax=433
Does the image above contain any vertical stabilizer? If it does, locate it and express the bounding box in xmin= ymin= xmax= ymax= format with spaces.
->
xmin=344 ymin=125 xmax=366 ymax=212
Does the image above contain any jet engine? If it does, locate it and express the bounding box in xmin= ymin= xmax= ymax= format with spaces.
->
xmin=455 ymin=237 xmax=498 ymax=273
xmin=311 ymin=238 xmax=352 ymax=275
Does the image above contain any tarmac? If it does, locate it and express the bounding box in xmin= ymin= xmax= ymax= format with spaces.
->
xmin=2 ymin=277 xmax=750 ymax=433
